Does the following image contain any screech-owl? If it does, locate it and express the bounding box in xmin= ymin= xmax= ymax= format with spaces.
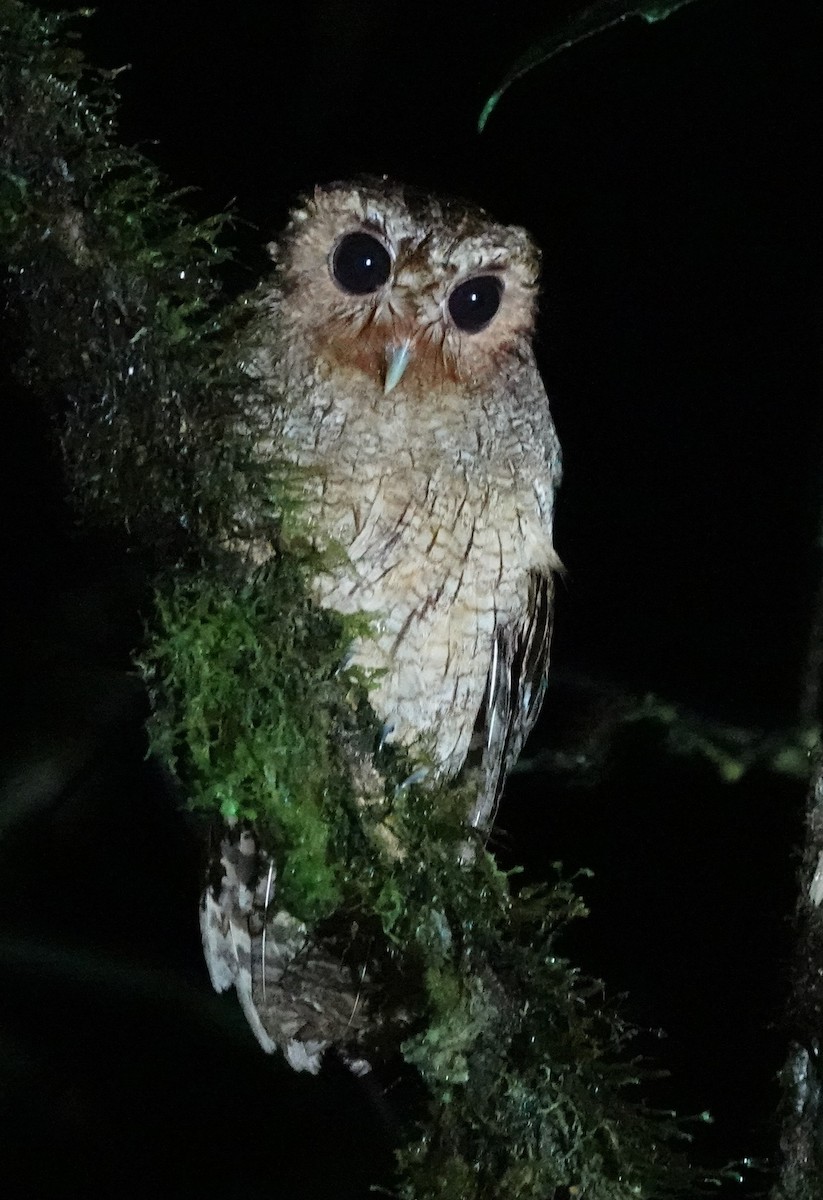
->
xmin=200 ymin=179 xmax=562 ymax=1071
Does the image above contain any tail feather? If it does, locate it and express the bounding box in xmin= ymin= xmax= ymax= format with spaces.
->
xmin=200 ymin=825 xmax=369 ymax=1073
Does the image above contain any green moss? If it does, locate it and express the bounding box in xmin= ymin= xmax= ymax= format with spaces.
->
xmin=0 ymin=0 xmax=267 ymax=564
xmin=144 ymin=562 xmax=378 ymax=920
xmin=393 ymin=876 xmax=692 ymax=1200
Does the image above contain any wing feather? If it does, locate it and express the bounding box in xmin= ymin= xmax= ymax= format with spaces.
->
xmin=466 ymin=570 xmax=554 ymax=832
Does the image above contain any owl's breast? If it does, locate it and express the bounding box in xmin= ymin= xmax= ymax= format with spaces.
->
xmin=308 ymin=439 xmax=551 ymax=773
xmin=257 ymin=365 xmax=557 ymax=773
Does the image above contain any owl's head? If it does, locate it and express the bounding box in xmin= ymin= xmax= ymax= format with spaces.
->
xmin=269 ymin=179 xmax=541 ymax=394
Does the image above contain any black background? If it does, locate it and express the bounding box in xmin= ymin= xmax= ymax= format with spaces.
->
xmin=1 ymin=1 xmax=822 ymax=1195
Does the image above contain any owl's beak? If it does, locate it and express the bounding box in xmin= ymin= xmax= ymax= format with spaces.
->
xmin=384 ymin=339 xmax=413 ymax=394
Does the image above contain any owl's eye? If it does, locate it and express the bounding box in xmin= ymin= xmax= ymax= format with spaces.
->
xmin=331 ymin=232 xmax=391 ymax=294
xmin=447 ymin=275 xmax=504 ymax=333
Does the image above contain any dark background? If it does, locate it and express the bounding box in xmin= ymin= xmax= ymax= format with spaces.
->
xmin=1 ymin=0 xmax=821 ymax=1195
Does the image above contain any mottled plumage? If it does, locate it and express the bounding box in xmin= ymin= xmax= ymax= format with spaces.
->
xmin=201 ymin=180 xmax=562 ymax=1069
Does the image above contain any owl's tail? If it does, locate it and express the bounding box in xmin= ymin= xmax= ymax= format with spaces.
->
xmin=200 ymin=825 xmax=370 ymax=1074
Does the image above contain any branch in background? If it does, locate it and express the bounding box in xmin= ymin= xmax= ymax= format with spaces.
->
xmin=518 ymin=669 xmax=819 ymax=786
xmin=772 ymin=760 xmax=823 ymax=1199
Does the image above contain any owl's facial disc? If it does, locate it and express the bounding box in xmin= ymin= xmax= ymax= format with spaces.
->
xmin=297 ymin=202 xmax=539 ymax=393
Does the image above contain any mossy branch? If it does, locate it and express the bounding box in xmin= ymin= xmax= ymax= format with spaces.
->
xmin=2 ymin=5 xmax=699 ymax=1195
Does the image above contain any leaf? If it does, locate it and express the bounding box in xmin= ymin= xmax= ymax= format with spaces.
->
xmin=478 ymin=0 xmax=706 ymax=132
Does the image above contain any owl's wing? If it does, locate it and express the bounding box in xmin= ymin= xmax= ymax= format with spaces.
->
xmin=200 ymin=825 xmax=371 ymax=1073
xmin=465 ymin=569 xmax=554 ymax=833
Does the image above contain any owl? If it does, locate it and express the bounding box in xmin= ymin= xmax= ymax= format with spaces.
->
xmin=200 ymin=180 xmax=562 ymax=1071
